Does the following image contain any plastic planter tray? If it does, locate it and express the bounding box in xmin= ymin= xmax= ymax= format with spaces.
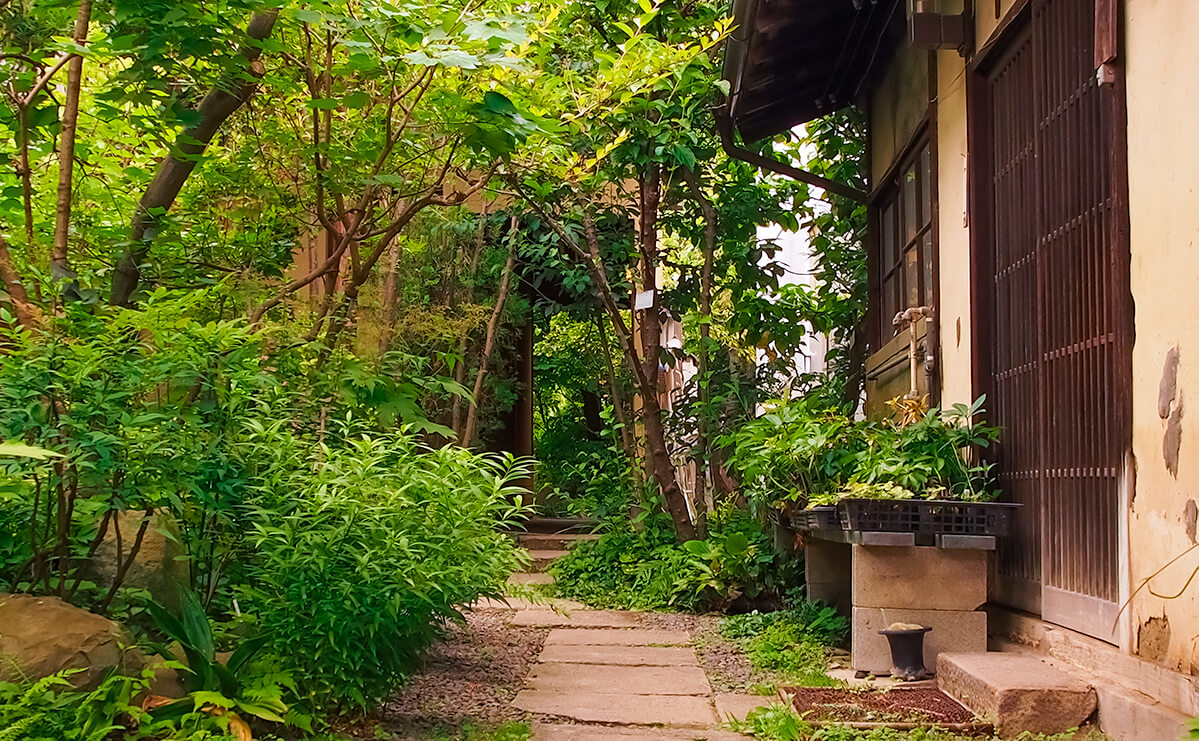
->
xmin=837 ymin=499 xmax=1021 ymax=537
xmin=788 ymin=506 xmax=841 ymax=532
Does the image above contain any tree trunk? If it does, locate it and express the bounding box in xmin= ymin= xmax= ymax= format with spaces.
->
xmin=680 ymin=167 xmax=718 ymax=535
xmin=629 ymin=167 xmax=695 ymax=540
xmin=110 ymin=10 xmax=279 ymax=306
xmin=375 ymin=237 xmax=402 ymax=355
xmin=463 ymin=216 xmax=518 ymax=446
xmin=51 ymin=0 xmax=92 ymax=278
xmin=0 ymin=235 xmax=35 ymax=329
xmin=596 ymin=316 xmax=644 ymax=506
xmin=451 ymin=207 xmax=489 ymax=436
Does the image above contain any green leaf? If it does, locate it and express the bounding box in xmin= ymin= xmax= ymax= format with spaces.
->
xmin=0 ymin=442 xmax=64 ymax=460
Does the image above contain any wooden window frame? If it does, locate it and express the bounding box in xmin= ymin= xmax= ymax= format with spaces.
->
xmin=868 ymin=122 xmax=939 ymax=351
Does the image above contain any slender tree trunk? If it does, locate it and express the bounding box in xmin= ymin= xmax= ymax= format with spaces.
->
xmin=451 ymin=206 xmax=489 ymax=436
xmin=0 ymin=235 xmax=35 ymax=328
xmin=463 ymin=216 xmax=518 ymax=446
xmin=111 ymin=10 xmax=279 ymax=306
xmin=680 ymin=167 xmax=718 ymax=535
xmin=51 ymin=0 xmax=92 ymax=277
xmin=375 ymin=238 xmax=402 ymax=355
xmin=596 ymin=316 xmax=642 ymax=494
xmin=630 ymin=167 xmax=696 ymax=540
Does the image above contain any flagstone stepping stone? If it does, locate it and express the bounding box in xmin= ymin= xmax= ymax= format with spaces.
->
xmin=514 ymin=689 xmax=718 ymax=726
xmin=526 ymin=662 xmax=711 ymax=696
xmin=471 ymin=597 xmax=586 ymax=611
xmin=510 ymin=610 xmax=642 ymax=628
xmin=531 ymin=723 xmax=752 ymax=740
xmin=508 ymin=572 xmax=555 ymax=586
xmin=543 ymin=628 xmax=690 ymax=646
xmin=538 ymin=644 xmax=698 ymax=666
xmin=714 ymin=693 xmax=773 ymax=722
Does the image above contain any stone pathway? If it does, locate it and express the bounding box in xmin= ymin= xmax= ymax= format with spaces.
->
xmin=486 ymin=590 xmax=767 ymax=741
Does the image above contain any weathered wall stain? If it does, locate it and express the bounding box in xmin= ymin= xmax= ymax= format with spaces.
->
xmin=1164 ymin=397 xmax=1184 ymax=477
xmin=1159 ymin=346 xmax=1180 ymax=419
xmin=1185 ymin=499 xmax=1198 ymax=544
xmin=1138 ymin=615 xmax=1172 ymax=664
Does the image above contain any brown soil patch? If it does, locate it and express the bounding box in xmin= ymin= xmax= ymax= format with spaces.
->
xmin=785 ymin=686 xmax=975 ymax=725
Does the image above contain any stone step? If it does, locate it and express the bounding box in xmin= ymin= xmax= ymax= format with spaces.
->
xmin=514 ymin=690 xmax=717 ymax=726
xmin=527 ymin=549 xmax=569 ymax=572
xmin=517 ymin=532 xmax=601 ymax=551
xmin=510 ymin=609 xmax=641 ymax=628
xmin=508 ymin=572 xmax=555 ymax=586
xmin=525 ymin=662 xmax=712 ymax=696
xmin=543 ymin=627 xmax=691 ymax=646
xmin=517 ymin=517 xmax=599 ymax=534
xmin=937 ymin=652 xmax=1097 ymax=737
xmin=538 ymin=644 xmax=698 ymax=666
xmin=532 ymin=723 xmax=750 ymax=740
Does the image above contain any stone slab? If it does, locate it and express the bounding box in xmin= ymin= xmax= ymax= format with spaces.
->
xmin=714 ymin=693 xmax=773 ymax=722
xmin=544 ymin=628 xmax=691 ymax=646
xmin=532 ymin=723 xmax=750 ymax=740
xmin=511 ymin=610 xmax=642 ymax=628
xmin=514 ymin=690 xmax=718 ymax=726
xmin=539 ymin=644 xmax=698 ymax=666
xmin=852 ymin=545 xmax=988 ymax=611
xmin=852 ymin=607 xmax=986 ymax=675
xmin=525 ymin=662 xmax=711 ymax=696
xmin=937 ymin=652 xmax=1096 ymax=737
xmin=509 ymin=572 xmax=555 ymax=586
xmin=1092 ymin=676 xmax=1190 ymax=741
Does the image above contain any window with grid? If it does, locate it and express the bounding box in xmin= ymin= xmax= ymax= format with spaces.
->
xmin=875 ymin=138 xmax=935 ymax=341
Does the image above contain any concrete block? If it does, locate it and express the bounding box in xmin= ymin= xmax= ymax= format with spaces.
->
xmin=937 ymin=652 xmax=1097 ymax=738
xmin=806 ymin=538 xmax=851 ymax=615
xmin=852 ymin=607 xmax=986 ymax=675
xmin=852 ymin=545 xmax=988 ymax=611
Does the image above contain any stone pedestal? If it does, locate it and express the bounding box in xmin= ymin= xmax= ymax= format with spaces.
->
xmin=805 ymin=538 xmax=852 ymax=616
xmin=809 ymin=538 xmax=991 ymax=676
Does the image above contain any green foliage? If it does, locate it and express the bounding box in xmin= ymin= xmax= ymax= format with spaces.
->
xmin=741 ymin=623 xmax=837 ymax=687
xmin=722 ymin=396 xmax=1000 ymax=513
xmin=239 ymin=432 xmax=532 ymax=710
xmin=0 ymin=667 xmax=245 ymax=741
xmin=549 ymin=527 xmax=697 ymax=611
xmin=551 ymin=506 xmax=797 ymax=612
xmin=719 ymin=603 xmax=849 ymax=649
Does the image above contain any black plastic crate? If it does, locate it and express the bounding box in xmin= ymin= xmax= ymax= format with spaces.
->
xmin=837 ymin=499 xmax=924 ymax=533
xmin=838 ymin=498 xmax=1020 ymax=536
xmin=919 ymin=500 xmax=1020 ymax=536
xmin=788 ymin=506 xmax=841 ymax=532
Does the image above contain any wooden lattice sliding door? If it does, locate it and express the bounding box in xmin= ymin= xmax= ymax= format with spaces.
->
xmin=974 ymin=0 xmax=1130 ymax=641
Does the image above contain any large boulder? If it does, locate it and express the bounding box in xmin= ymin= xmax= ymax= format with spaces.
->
xmin=0 ymin=593 xmax=143 ymax=689
xmin=90 ymin=510 xmax=190 ymax=610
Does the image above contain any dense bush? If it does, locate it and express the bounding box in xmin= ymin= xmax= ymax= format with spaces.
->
xmin=239 ymin=432 xmax=531 ymax=710
xmin=721 ymin=396 xmax=999 ymax=512
xmin=550 ymin=505 xmax=798 ymax=612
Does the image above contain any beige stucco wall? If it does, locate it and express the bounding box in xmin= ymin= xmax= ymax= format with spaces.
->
xmin=933 ymin=49 xmax=972 ymax=408
xmin=1124 ymin=0 xmax=1199 ymax=675
xmin=868 ymin=0 xmax=1199 ymax=673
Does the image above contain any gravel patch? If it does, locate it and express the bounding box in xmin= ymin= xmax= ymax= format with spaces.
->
xmin=377 ymin=610 xmax=546 ymax=739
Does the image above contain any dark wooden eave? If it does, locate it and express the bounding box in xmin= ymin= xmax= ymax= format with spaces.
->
xmin=724 ymin=0 xmax=902 ymax=141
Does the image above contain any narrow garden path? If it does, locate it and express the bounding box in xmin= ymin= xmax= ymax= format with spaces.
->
xmin=483 ymin=591 xmax=765 ymax=740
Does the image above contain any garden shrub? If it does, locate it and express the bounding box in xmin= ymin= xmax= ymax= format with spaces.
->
xmin=550 ymin=505 xmax=799 ymax=613
xmin=239 ymin=432 xmax=532 ymax=710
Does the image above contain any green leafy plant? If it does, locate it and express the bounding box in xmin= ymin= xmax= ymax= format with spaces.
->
xmin=720 ymin=603 xmax=849 ymax=648
xmin=240 ymin=432 xmax=532 ymax=710
xmin=722 ymin=396 xmax=1000 ymax=514
xmin=145 ymin=585 xmax=289 ymax=728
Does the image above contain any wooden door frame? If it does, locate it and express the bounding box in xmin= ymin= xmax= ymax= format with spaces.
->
xmin=965 ymin=0 xmax=1133 ymax=641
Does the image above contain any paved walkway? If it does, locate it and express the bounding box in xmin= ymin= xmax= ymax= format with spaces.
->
xmin=482 ymin=593 xmax=766 ymax=740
